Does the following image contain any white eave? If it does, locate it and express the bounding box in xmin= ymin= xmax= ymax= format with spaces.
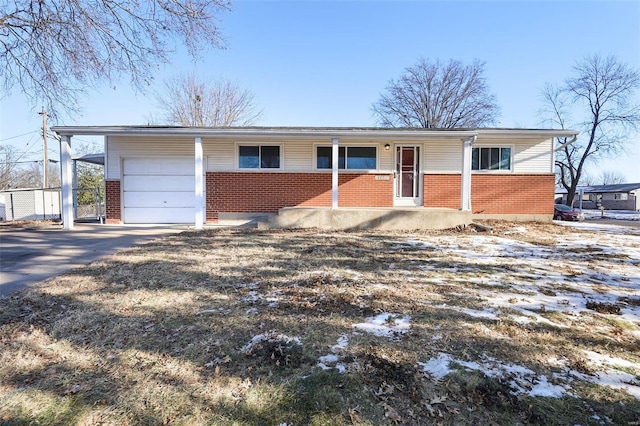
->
xmin=50 ymin=126 xmax=578 ymax=141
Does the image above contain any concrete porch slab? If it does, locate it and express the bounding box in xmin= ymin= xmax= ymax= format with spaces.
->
xmin=266 ymin=207 xmax=472 ymax=230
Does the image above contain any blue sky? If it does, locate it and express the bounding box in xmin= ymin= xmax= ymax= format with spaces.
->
xmin=1 ymin=0 xmax=639 ymax=181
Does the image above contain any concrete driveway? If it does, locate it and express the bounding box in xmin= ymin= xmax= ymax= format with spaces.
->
xmin=0 ymin=224 xmax=187 ymax=296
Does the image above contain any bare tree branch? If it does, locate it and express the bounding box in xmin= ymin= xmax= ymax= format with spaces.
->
xmin=1 ymin=0 xmax=231 ymax=118
xmin=154 ymin=73 xmax=263 ymax=127
xmin=540 ymin=54 xmax=640 ymax=206
xmin=372 ymin=58 xmax=500 ymax=128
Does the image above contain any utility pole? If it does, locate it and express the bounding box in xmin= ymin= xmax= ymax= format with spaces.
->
xmin=38 ymin=107 xmax=48 ymax=188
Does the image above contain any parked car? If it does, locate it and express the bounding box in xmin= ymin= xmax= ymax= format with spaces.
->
xmin=554 ymin=204 xmax=584 ymax=221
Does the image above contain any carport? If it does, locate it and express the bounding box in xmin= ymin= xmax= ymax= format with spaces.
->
xmin=72 ymin=153 xmax=105 ymax=222
xmin=52 ymin=127 xmax=207 ymax=231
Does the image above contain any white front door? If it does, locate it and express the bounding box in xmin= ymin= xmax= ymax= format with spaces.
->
xmin=394 ymin=146 xmax=422 ymax=206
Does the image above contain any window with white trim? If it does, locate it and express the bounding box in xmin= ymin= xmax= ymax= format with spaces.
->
xmin=316 ymin=146 xmax=377 ymax=170
xmin=239 ymin=145 xmax=281 ymax=169
xmin=472 ymin=147 xmax=512 ymax=171
xmin=614 ymin=193 xmax=628 ymax=201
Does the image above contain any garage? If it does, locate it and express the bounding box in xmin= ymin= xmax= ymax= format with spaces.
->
xmin=122 ymin=157 xmax=200 ymax=224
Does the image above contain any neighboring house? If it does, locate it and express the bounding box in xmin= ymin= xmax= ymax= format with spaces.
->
xmin=555 ymin=183 xmax=640 ymax=211
xmin=50 ymin=126 xmax=578 ymax=230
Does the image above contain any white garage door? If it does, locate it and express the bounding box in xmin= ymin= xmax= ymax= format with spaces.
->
xmin=123 ymin=157 xmax=201 ymax=224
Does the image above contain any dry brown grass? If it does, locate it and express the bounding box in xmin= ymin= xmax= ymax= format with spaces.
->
xmin=1 ymin=221 xmax=639 ymax=425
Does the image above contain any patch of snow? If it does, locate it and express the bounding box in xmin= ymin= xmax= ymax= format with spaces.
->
xmin=242 ymin=291 xmax=261 ymax=303
xmin=458 ymin=307 xmax=502 ymax=321
xmin=583 ymin=210 xmax=640 ymax=221
xmin=504 ymin=226 xmax=528 ymax=235
xmin=332 ymin=334 xmax=349 ymax=351
xmin=583 ymin=350 xmax=638 ymax=370
xmin=570 ymin=369 xmax=640 ymax=399
xmin=319 ymin=354 xmax=339 ymax=364
xmin=419 ymin=353 xmax=453 ymax=379
xmin=242 ymin=332 xmax=301 ymax=354
xmin=420 ymin=353 xmax=569 ymax=398
xmin=317 ymin=334 xmax=352 ymax=373
xmin=352 ymin=313 xmax=411 ymax=338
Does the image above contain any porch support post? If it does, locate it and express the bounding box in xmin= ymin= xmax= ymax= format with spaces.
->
xmin=72 ymin=159 xmax=78 ymax=220
xmin=331 ymin=137 xmax=339 ymax=209
xmin=195 ymin=137 xmax=204 ymax=229
xmin=60 ymin=135 xmax=74 ymax=230
xmin=460 ymin=135 xmax=477 ymax=211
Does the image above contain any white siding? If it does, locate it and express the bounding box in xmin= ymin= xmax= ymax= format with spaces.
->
xmin=424 ymin=140 xmax=463 ymax=173
xmin=283 ymin=140 xmax=313 ymax=171
xmin=203 ymin=138 xmax=234 ymax=171
xmin=107 ymin=136 xmax=195 ymax=180
xmin=512 ymin=138 xmax=553 ymax=173
xmin=106 ymin=135 xmax=554 ymax=177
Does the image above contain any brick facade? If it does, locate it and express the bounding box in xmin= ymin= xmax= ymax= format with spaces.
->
xmin=423 ymin=174 xmax=462 ymax=209
xmin=471 ymin=174 xmax=555 ymax=215
xmin=105 ymin=173 xmax=554 ymax=224
xmin=423 ymin=173 xmax=554 ymax=214
xmin=206 ymin=172 xmax=393 ymax=222
xmin=105 ymin=180 xmax=121 ymax=224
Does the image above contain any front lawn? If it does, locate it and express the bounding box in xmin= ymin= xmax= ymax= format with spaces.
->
xmin=1 ymin=222 xmax=639 ymax=425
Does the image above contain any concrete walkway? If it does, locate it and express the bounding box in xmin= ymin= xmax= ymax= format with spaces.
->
xmin=0 ymin=223 xmax=187 ymax=296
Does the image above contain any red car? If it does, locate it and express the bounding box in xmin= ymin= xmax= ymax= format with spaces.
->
xmin=554 ymin=204 xmax=584 ymax=221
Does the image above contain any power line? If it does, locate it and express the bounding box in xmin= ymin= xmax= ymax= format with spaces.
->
xmin=0 ymin=131 xmax=39 ymax=142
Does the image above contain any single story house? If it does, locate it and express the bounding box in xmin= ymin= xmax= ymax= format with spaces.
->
xmin=555 ymin=183 xmax=640 ymax=211
xmin=50 ymin=126 xmax=578 ymax=230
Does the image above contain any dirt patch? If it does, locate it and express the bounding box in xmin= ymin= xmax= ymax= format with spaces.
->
xmin=586 ymin=300 xmax=622 ymax=315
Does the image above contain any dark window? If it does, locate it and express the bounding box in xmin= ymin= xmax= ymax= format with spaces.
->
xmin=316 ymin=146 xmax=375 ymax=170
xmin=347 ymin=147 xmax=376 ymax=169
xmin=316 ymin=146 xmax=346 ymax=169
xmin=260 ymin=146 xmax=280 ymax=168
xmin=239 ymin=145 xmax=280 ymax=169
xmin=472 ymin=147 xmax=511 ymax=171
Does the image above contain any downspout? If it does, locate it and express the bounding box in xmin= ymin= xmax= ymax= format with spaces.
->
xmin=460 ymin=135 xmax=477 ymax=212
xmin=553 ymin=134 xmax=578 ymax=152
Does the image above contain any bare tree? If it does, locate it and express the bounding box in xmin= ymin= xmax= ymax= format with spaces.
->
xmin=579 ymin=172 xmax=597 ymax=186
xmin=372 ymin=58 xmax=500 ymax=128
xmin=541 ymin=55 xmax=640 ymax=206
xmin=1 ymin=0 xmax=231 ymax=117
xmin=599 ymin=170 xmax=626 ymax=185
xmin=0 ymin=147 xmax=59 ymax=190
xmin=155 ymin=73 xmax=263 ymax=126
xmin=0 ymin=145 xmax=22 ymax=190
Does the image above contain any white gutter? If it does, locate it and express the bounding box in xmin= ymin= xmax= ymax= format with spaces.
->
xmin=51 ymin=126 xmax=480 ymax=140
xmin=553 ymin=134 xmax=579 ymax=151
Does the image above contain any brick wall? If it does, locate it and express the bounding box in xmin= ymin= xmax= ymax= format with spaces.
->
xmin=423 ymin=174 xmax=461 ymax=209
xmin=338 ymin=174 xmax=394 ymax=207
xmin=104 ymin=172 xmax=553 ymax=224
xmin=105 ymin=180 xmax=121 ymax=224
xmin=472 ymin=174 xmax=555 ymax=214
xmin=423 ymin=173 xmax=555 ymax=214
xmin=206 ymin=172 xmax=393 ymax=220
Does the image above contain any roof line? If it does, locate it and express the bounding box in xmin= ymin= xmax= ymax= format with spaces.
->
xmin=50 ymin=125 xmax=579 ymax=139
